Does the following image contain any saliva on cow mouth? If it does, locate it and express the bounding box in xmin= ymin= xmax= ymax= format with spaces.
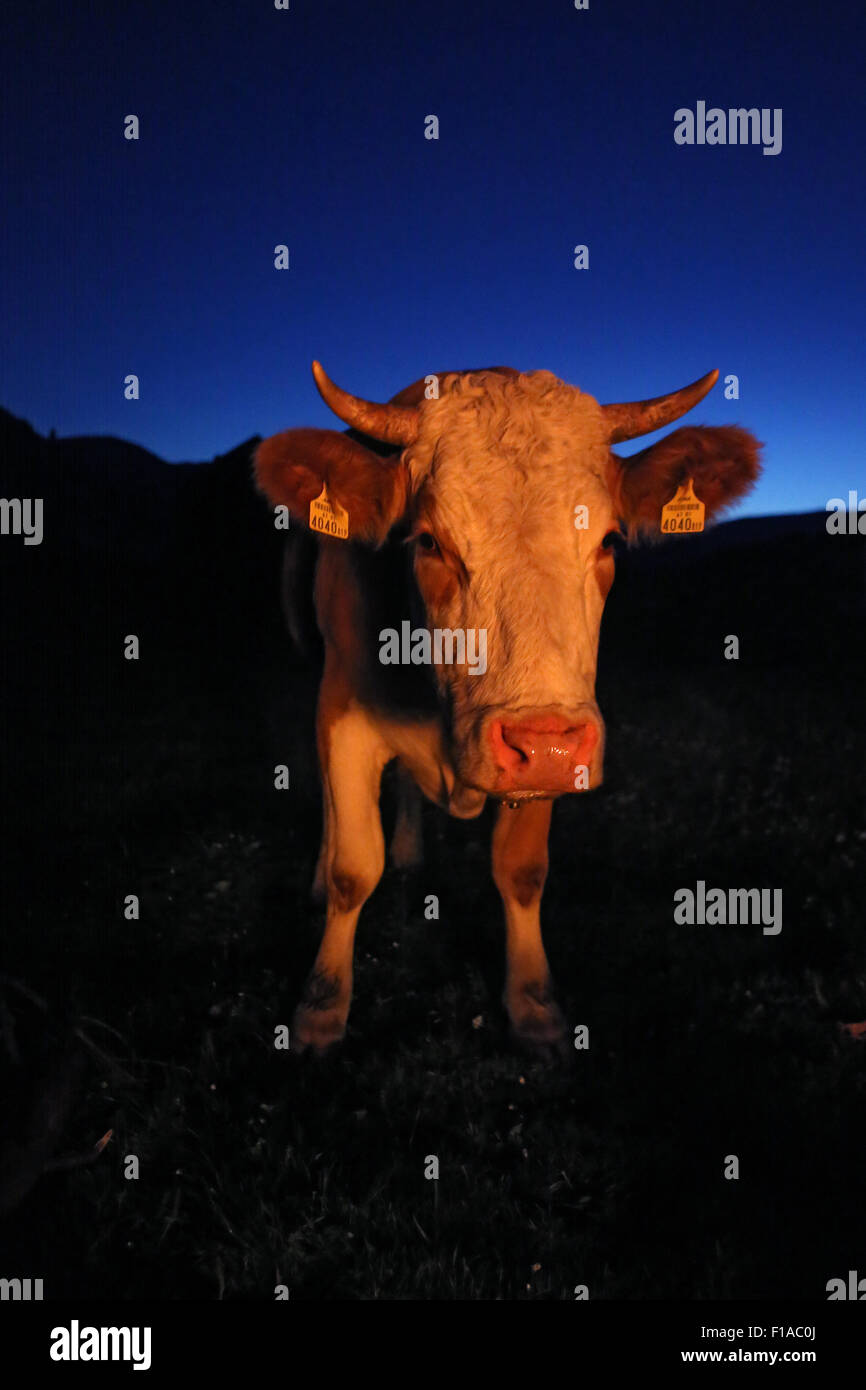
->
xmin=497 ymin=791 xmax=554 ymax=809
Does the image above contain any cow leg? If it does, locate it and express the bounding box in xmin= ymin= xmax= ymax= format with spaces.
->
xmin=389 ymin=763 xmax=424 ymax=869
xmin=293 ymin=708 xmax=391 ymax=1054
xmin=491 ymin=799 xmax=566 ymax=1048
xmin=311 ymin=797 xmax=328 ymax=903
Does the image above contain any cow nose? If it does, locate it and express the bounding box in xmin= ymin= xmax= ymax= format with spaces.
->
xmin=489 ymin=714 xmax=600 ymax=793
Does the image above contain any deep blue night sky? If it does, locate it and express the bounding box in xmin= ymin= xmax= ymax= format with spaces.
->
xmin=2 ymin=0 xmax=864 ymax=516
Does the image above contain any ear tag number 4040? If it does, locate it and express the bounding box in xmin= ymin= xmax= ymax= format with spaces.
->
xmin=660 ymin=477 xmax=705 ymax=534
xmin=309 ymin=483 xmax=349 ymax=540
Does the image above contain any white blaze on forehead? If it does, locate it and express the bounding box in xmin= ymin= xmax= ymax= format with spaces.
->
xmin=405 ymin=371 xmax=616 ymax=710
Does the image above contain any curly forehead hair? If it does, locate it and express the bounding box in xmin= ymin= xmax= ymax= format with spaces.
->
xmin=405 ymin=369 xmax=610 ymax=492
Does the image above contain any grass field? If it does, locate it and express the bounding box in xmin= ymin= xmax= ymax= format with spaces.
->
xmin=3 ymin=545 xmax=864 ymax=1299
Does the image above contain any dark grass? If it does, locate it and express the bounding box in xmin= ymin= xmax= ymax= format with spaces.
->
xmin=2 ymin=605 xmax=865 ymax=1300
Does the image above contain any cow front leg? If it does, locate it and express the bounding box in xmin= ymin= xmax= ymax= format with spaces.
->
xmin=491 ymin=798 xmax=566 ymax=1050
xmin=293 ymin=709 xmax=390 ymax=1055
xmin=311 ymin=795 xmax=328 ymax=903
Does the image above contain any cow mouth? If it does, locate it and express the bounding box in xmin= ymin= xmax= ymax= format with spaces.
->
xmin=492 ymin=790 xmax=555 ymax=806
xmin=449 ymin=703 xmax=605 ymax=802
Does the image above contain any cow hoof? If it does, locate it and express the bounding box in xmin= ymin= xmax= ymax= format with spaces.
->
xmin=291 ymin=1004 xmax=347 ymax=1056
xmin=291 ymin=972 xmax=349 ymax=1056
xmin=506 ymin=986 xmax=568 ymax=1058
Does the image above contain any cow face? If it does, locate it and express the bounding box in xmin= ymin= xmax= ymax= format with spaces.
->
xmin=255 ymin=364 xmax=761 ymax=800
xmin=398 ymin=372 xmax=615 ymax=798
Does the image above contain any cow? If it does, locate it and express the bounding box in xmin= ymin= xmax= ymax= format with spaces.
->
xmin=254 ymin=362 xmax=761 ymax=1054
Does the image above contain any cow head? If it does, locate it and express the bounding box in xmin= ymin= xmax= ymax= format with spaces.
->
xmin=255 ymin=363 xmax=761 ymax=800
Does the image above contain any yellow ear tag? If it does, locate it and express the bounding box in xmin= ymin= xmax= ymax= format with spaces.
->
xmin=309 ymin=483 xmax=349 ymax=540
xmin=660 ymin=476 xmax=705 ymax=534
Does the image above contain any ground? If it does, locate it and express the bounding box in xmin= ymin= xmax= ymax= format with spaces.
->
xmin=2 ymin=548 xmax=864 ymax=1298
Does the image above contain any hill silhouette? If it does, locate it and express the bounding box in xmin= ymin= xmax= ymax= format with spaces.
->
xmin=0 ymin=407 xmax=284 ymax=848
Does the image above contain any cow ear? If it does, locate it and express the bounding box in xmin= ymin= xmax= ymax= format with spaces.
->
xmin=608 ymin=425 xmax=762 ymax=538
xmin=254 ymin=427 xmax=409 ymax=544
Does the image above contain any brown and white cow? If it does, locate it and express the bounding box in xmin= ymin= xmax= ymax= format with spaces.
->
xmin=255 ymin=363 xmax=761 ymax=1054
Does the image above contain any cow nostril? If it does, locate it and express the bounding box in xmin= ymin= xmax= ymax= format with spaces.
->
xmin=500 ymin=725 xmax=530 ymax=761
xmin=489 ymin=715 xmax=602 ymax=787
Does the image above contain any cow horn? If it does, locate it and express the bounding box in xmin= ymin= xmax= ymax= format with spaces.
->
xmin=602 ymin=369 xmax=719 ymax=443
xmin=312 ymin=361 xmax=420 ymax=445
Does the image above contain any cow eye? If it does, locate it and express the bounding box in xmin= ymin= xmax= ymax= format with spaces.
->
xmin=415 ymin=531 xmax=440 ymax=555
